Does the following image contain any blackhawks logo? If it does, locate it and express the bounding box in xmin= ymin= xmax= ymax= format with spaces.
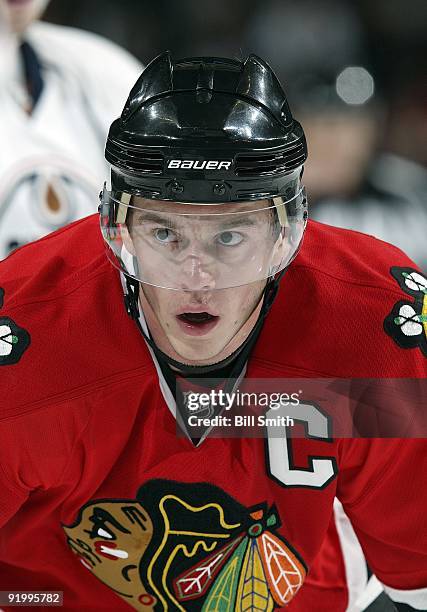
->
xmin=62 ymin=479 xmax=306 ymax=611
xmin=384 ymin=267 xmax=427 ymax=357
xmin=0 ymin=288 xmax=30 ymax=365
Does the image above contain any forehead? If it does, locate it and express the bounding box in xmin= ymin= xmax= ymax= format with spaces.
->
xmin=130 ymin=196 xmax=271 ymax=216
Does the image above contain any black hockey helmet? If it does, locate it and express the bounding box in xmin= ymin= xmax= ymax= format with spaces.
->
xmin=100 ymin=52 xmax=308 ymax=292
xmin=105 ymin=51 xmax=307 ymax=203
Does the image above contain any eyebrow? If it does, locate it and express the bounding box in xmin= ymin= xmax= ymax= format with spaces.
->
xmin=218 ymin=217 xmax=259 ymax=229
xmin=134 ymin=212 xmax=179 ymax=229
xmin=134 ymin=211 xmax=259 ymax=229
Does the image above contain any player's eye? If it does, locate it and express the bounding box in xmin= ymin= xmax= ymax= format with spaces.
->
xmin=154 ymin=228 xmax=178 ymax=243
xmin=217 ymin=231 xmax=243 ymax=246
xmin=97 ymin=528 xmax=113 ymax=539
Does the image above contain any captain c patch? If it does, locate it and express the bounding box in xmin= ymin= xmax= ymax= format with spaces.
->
xmin=384 ymin=267 xmax=427 ymax=357
xmin=0 ymin=288 xmax=31 ymax=365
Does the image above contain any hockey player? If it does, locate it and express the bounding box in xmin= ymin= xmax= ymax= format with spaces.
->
xmin=0 ymin=0 xmax=141 ymax=258
xmin=1 ymin=53 xmax=426 ymax=611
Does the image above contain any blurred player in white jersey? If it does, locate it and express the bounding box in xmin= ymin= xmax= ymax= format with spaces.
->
xmin=0 ymin=0 xmax=142 ymax=258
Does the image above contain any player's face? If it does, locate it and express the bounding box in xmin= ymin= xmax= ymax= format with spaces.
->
xmin=128 ymin=197 xmax=275 ymax=364
xmin=0 ymin=0 xmax=49 ymax=34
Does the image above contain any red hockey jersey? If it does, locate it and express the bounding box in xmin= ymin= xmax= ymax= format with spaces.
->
xmin=0 ymin=215 xmax=426 ymax=611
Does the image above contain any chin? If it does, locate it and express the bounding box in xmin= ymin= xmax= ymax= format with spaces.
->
xmin=171 ymin=339 xmax=227 ymax=365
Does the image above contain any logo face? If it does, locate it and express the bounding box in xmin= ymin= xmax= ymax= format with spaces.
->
xmin=167 ymin=159 xmax=232 ymax=171
xmin=63 ymin=479 xmax=306 ymax=611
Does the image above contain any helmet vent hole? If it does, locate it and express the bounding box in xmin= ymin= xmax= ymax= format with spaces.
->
xmin=107 ymin=142 xmax=164 ymax=174
xmin=235 ymin=144 xmax=306 ymax=176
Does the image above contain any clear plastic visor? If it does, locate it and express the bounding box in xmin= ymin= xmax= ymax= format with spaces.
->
xmin=100 ymin=186 xmax=307 ymax=290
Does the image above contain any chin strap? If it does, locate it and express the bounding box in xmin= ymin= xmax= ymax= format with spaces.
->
xmin=123 ymin=271 xmax=286 ymax=375
xmin=123 ymin=279 xmax=140 ymax=321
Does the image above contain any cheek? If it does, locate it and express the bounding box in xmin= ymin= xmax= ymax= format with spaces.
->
xmin=141 ymin=285 xmax=160 ymax=313
xmin=224 ymin=285 xmax=264 ymax=326
xmin=144 ymin=287 xmax=176 ymax=324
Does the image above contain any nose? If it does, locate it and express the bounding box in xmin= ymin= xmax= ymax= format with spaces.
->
xmin=178 ymin=255 xmax=216 ymax=291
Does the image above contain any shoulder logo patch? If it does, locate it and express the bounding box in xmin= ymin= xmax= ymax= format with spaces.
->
xmin=0 ymin=288 xmax=31 ymax=365
xmin=384 ymin=267 xmax=427 ymax=357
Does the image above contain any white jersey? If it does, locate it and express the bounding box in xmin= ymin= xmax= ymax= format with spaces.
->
xmin=0 ymin=20 xmax=142 ymax=259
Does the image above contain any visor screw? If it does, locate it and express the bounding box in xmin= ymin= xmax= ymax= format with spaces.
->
xmin=171 ymin=180 xmax=184 ymax=194
xmin=213 ymin=183 xmax=226 ymax=196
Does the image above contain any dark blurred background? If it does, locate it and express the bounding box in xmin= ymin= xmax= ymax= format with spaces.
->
xmin=44 ymin=0 xmax=427 ymax=268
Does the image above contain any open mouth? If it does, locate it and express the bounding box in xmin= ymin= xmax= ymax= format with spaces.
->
xmin=176 ymin=312 xmax=219 ymax=336
xmin=178 ymin=312 xmax=215 ymax=323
